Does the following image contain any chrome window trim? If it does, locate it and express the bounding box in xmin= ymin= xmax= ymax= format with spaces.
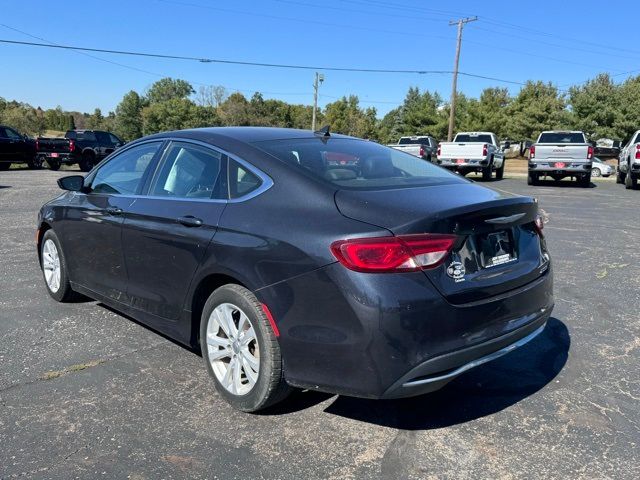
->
xmin=83 ymin=136 xmax=273 ymax=204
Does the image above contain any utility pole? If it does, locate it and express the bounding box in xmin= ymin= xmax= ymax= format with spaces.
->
xmin=447 ymin=16 xmax=477 ymax=141
xmin=311 ymin=72 xmax=324 ymax=131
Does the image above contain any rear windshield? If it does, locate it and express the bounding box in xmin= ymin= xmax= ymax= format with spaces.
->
xmin=399 ymin=137 xmax=426 ymax=145
xmin=454 ymin=134 xmax=492 ymax=143
xmin=538 ymin=132 xmax=586 ymax=144
xmin=253 ymin=138 xmax=462 ymax=190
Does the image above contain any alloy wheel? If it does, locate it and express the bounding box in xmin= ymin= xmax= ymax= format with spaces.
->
xmin=42 ymin=239 xmax=61 ymax=293
xmin=206 ymin=303 xmax=260 ymax=396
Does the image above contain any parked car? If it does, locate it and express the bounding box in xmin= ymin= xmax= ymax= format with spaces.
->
xmin=590 ymin=157 xmax=613 ymax=177
xmin=594 ymin=139 xmax=622 ymax=159
xmin=0 ymin=125 xmax=38 ymax=170
xmin=386 ymin=135 xmax=438 ymax=161
xmin=37 ymin=127 xmax=553 ymax=412
xmin=617 ymin=130 xmax=640 ymax=189
xmin=36 ymin=129 xmax=125 ymax=171
xmin=528 ymin=131 xmax=593 ymax=187
xmin=437 ymin=131 xmax=507 ymax=180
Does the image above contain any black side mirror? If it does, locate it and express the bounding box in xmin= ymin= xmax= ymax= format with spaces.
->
xmin=503 ymin=141 xmax=511 ymax=150
xmin=57 ymin=175 xmax=85 ymax=192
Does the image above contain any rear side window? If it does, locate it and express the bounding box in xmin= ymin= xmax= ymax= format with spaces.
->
xmin=228 ymin=160 xmax=262 ymax=199
xmin=150 ymin=142 xmax=223 ymax=199
xmin=538 ymin=132 xmax=586 ymax=144
xmin=90 ymin=142 xmax=160 ymax=194
xmin=77 ymin=131 xmax=97 ymax=142
xmin=454 ymin=134 xmax=493 ymax=143
xmin=254 ymin=138 xmax=460 ymax=190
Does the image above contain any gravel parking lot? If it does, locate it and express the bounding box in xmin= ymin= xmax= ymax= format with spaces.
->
xmin=1 ymin=169 xmax=639 ymax=479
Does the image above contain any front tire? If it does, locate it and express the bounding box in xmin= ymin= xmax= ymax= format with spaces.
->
xmin=27 ymin=156 xmax=43 ymax=170
xmin=625 ymin=171 xmax=637 ymax=190
xmin=79 ymin=152 xmax=95 ymax=172
xmin=527 ymin=172 xmax=538 ymax=185
xmin=40 ymin=230 xmax=77 ymax=302
xmin=579 ymin=174 xmax=592 ymax=188
xmin=200 ymin=284 xmax=291 ymax=412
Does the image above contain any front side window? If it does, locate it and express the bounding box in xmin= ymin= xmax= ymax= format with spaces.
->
xmin=149 ymin=142 xmax=223 ymax=199
xmin=254 ymin=138 xmax=461 ymax=190
xmin=89 ymin=142 xmax=160 ymax=194
xmin=109 ymin=133 xmax=122 ymax=145
xmin=5 ymin=128 xmax=22 ymax=140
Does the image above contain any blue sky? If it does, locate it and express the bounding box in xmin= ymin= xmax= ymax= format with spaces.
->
xmin=1 ymin=0 xmax=638 ymax=117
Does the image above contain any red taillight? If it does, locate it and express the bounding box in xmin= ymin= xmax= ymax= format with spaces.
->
xmin=35 ymin=139 xmax=40 ymax=151
xmin=587 ymin=146 xmax=593 ymax=159
xmin=69 ymin=139 xmax=75 ymax=152
xmin=437 ymin=144 xmax=441 ymax=157
xmin=330 ymin=234 xmax=457 ymax=273
xmin=482 ymin=144 xmax=488 ymax=156
xmin=530 ymin=145 xmax=536 ymax=159
xmin=635 ymin=145 xmax=640 ymax=160
xmin=419 ymin=146 xmax=424 ymax=157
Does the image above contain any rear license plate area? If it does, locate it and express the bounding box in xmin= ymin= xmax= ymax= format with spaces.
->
xmin=50 ymin=152 xmax=59 ymax=158
xmin=456 ymin=159 xmax=466 ymax=164
xmin=476 ymin=230 xmax=516 ymax=268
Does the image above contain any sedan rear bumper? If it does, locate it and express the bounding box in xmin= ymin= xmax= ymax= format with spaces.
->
xmin=381 ymin=314 xmax=548 ymax=398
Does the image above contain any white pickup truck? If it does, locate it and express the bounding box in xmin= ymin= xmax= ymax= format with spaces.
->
xmin=617 ymin=130 xmax=640 ymax=189
xmin=436 ymin=132 xmax=506 ymax=180
xmin=528 ymin=131 xmax=593 ymax=187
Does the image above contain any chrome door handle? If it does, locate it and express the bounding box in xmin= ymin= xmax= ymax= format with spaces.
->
xmin=177 ymin=215 xmax=203 ymax=227
xmin=106 ymin=206 xmax=123 ymax=215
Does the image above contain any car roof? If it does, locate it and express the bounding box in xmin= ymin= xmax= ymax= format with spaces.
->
xmin=143 ymin=127 xmax=354 ymax=144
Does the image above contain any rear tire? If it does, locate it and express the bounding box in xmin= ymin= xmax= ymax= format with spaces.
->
xmin=40 ymin=230 xmax=77 ymax=302
xmin=482 ymin=163 xmax=492 ymax=181
xmin=616 ymin=169 xmax=625 ymax=184
xmin=495 ymin=161 xmax=505 ymax=180
xmin=79 ymin=152 xmax=95 ymax=172
xmin=27 ymin=156 xmax=43 ymax=170
xmin=200 ymin=284 xmax=291 ymax=412
xmin=527 ymin=172 xmax=538 ymax=185
xmin=46 ymin=159 xmax=61 ymax=171
xmin=591 ymin=167 xmax=601 ymax=177
xmin=579 ymin=174 xmax=591 ymax=188
xmin=625 ymin=171 xmax=637 ymax=190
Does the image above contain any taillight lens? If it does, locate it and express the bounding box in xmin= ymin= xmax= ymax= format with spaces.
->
xmin=330 ymin=234 xmax=457 ymax=273
xmin=35 ymin=139 xmax=39 ymax=151
xmin=437 ymin=144 xmax=441 ymax=157
xmin=635 ymin=145 xmax=640 ymax=160
xmin=530 ymin=145 xmax=536 ymax=159
xmin=419 ymin=146 xmax=424 ymax=157
xmin=69 ymin=139 xmax=75 ymax=152
xmin=482 ymin=144 xmax=488 ymax=156
xmin=587 ymin=146 xmax=593 ymax=159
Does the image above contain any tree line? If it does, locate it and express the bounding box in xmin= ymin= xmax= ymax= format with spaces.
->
xmin=2 ymin=73 xmax=640 ymax=144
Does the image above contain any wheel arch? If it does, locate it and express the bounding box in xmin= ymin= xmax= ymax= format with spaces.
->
xmin=36 ymin=221 xmax=53 ymax=264
xmin=188 ymin=272 xmax=249 ymax=347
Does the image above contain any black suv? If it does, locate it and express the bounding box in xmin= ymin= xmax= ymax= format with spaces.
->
xmin=36 ymin=130 xmax=125 ymax=171
xmin=0 ymin=125 xmax=37 ymax=170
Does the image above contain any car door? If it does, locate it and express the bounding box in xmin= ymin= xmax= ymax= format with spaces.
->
xmin=121 ymin=140 xmax=228 ymax=320
xmin=0 ymin=127 xmax=9 ymax=160
xmin=3 ymin=127 xmax=23 ymax=159
xmin=60 ymin=141 xmax=163 ymax=302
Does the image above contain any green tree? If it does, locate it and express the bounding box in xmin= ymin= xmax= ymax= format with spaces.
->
xmin=114 ymin=91 xmax=145 ymax=140
xmin=323 ymin=95 xmax=378 ymax=138
xmin=142 ymin=98 xmax=219 ymax=134
xmin=219 ymin=92 xmax=251 ymax=126
xmin=86 ymin=108 xmax=104 ymax=129
xmin=145 ymin=78 xmax=194 ymax=104
xmin=67 ymin=114 xmax=76 ymax=131
xmin=505 ymin=81 xmax=568 ymax=141
xmin=614 ymin=75 xmax=640 ymax=141
xmin=568 ymin=73 xmax=619 ymax=139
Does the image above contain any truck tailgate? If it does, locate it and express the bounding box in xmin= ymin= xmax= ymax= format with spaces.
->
xmin=533 ymin=144 xmax=590 ymax=162
xmin=439 ymin=143 xmax=484 ymax=159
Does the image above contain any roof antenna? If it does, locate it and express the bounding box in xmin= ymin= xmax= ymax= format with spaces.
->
xmin=314 ymin=125 xmax=331 ymax=137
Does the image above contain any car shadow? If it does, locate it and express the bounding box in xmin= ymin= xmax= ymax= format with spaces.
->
xmin=532 ymin=179 xmax=596 ymax=188
xmin=264 ymin=317 xmax=569 ymax=430
xmin=0 ymin=185 xmax=10 ymax=189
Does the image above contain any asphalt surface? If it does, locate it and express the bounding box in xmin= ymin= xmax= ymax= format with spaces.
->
xmin=1 ymin=169 xmax=639 ymax=479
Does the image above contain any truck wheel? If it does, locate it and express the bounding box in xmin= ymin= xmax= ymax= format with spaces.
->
xmin=495 ymin=162 xmax=505 ymax=180
xmin=625 ymin=172 xmax=637 ymax=190
xmin=482 ymin=164 xmax=492 ymax=181
xmin=79 ymin=152 xmax=96 ymax=172
xmin=616 ymin=169 xmax=625 ymax=184
xmin=27 ymin=156 xmax=43 ymax=170
xmin=47 ymin=159 xmax=61 ymax=171
xmin=527 ymin=172 xmax=538 ymax=185
xmin=580 ymin=174 xmax=592 ymax=188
